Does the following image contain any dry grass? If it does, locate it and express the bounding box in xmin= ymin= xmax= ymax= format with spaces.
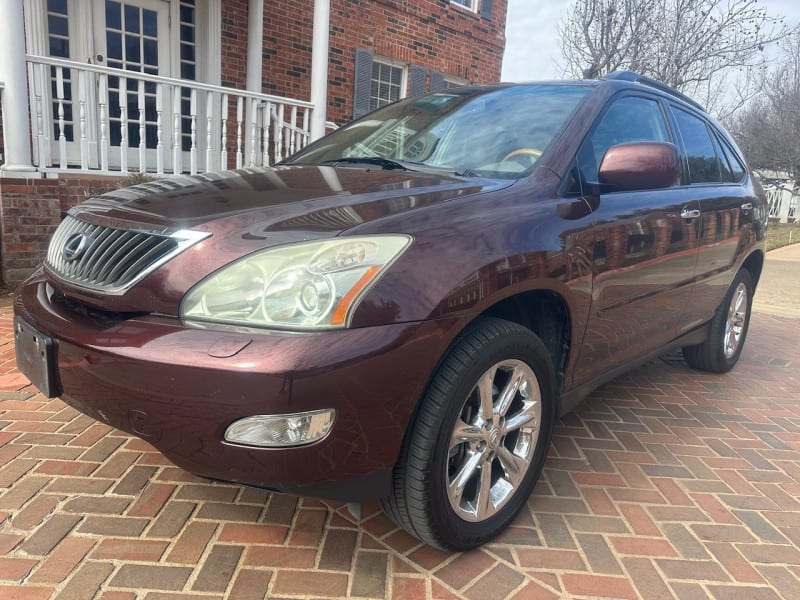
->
xmin=767 ymin=222 xmax=800 ymax=252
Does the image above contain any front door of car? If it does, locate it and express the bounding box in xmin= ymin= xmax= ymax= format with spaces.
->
xmin=668 ymin=106 xmax=755 ymax=331
xmin=571 ymin=94 xmax=701 ymax=385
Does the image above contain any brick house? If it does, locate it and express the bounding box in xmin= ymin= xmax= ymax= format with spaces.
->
xmin=0 ymin=0 xmax=507 ymax=286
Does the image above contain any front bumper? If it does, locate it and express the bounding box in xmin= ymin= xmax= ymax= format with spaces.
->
xmin=15 ymin=274 xmax=456 ymax=500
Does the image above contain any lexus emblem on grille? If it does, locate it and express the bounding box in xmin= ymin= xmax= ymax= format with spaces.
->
xmin=62 ymin=233 xmax=90 ymax=262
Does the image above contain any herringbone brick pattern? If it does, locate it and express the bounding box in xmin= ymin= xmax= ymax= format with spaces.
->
xmin=1 ymin=292 xmax=798 ymax=599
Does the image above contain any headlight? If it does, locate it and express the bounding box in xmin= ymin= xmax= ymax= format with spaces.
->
xmin=180 ymin=235 xmax=411 ymax=329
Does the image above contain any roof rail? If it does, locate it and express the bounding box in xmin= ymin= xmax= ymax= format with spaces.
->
xmin=604 ymin=71 xmax=705 ymax=112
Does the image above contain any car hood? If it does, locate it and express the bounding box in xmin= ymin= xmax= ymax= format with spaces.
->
xmin=50 ymin=165 xmax=512 ymax=313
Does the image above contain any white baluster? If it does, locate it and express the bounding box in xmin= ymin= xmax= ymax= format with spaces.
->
xmin=99 ymin=74 xmax=109 ymax=172
xmin=137 ymin=79 xmax=146 ymax=173
xmin=205 ymin=92 xmax=213 ymax=173
xmin=31 ymin=63 xmax=47 ymax=167
xmin=156 ymin=84 xmax=163 ymax=175
xmin=173 ymin=87 xmax=182 ymax=174
xmin=262 ymin=101 xmax=272 ymax=166
xmin=56 ymin=68 xmax=67 ymax=169
xmin=190 ymin=89 xmax=198 ymax=175
xmin=220 ymin=93 xmax=229 ymax=171
xmin=249 ymin=97 xmax=258 ymax=167
xmin=289 ymin=105 xmax=298 ymax=156
xmin=275 ymin=103 xmax=285 ymax=162
xmin=119 ymin=76 xmax=128 ymax=173
xmin=236 ymin=96 xmax=243 ymax=169
xmin=79 ymin=70 xmax=88 ymax=170
xmin=301 ymin=107 xmax=310 ymax=150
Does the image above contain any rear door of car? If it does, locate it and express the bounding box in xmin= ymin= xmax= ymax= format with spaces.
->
xmin=570 ymin=93 xmax=702 ymax=386
xmin=667 ymin=105 xmax=755 ymax=331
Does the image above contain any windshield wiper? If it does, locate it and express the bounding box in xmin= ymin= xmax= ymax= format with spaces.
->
xmin=318 ymin=156 xmax=412 ymax=171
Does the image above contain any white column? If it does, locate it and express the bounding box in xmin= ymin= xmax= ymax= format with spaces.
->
xmin=309 ymin=0 xmax=330 ymax=142
xmin=245 ymin=0 xmax=264 ymax=164
xmin=246 ymin=0 xmax=264 ymax=94
xmin=0 ymin=0 xmax=35 ymax=172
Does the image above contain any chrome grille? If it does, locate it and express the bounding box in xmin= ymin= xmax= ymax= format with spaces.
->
xmin=45 ymin=215 xmax=210 ymax=294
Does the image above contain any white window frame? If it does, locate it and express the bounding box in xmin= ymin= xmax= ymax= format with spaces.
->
xmin=450 ymin=0 xmax=479 ymax=12
xmin=370 ymin=56 xmax=407 ymax=111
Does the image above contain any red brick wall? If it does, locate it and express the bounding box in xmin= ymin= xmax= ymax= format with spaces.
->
xmin=0 ymin=175 xmax=125 ymax=286
xmin=325 ymin=0 xmax=507 ymax=124
xmin=222 ymin=0 xmax=507 ymax=127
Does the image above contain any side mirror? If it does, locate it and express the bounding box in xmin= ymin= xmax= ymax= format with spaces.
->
xmin=598 ymin=142 xmax=681 ymax=192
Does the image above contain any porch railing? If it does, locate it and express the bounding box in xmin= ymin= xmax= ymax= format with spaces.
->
xmin=25 ymin=54 xmax=314 ymax=176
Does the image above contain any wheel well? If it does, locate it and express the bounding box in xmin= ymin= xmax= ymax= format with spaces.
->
xmin=742 ymin=251 xmax=764 ymax=287
xmin=481 ymin=291 xmax=570 ymax=393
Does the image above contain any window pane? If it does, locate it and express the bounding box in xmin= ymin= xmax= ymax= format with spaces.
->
xmin=125 ymin=34 xmax=141 ymax=63
xmin=49 ymin=0 xmax=68 ymax=14
xmin=673 ymin=108 xmax=721 ymax=184
xmin=717 ymin=135 xmax=746 ymax=182
xmin=107 ymin=32 xmax=123 ymax=60
xmin=48 ymin=15 xmax=68 ymax=37
xmin=180 ymin=5 xmax=195 ymax=24
xmin=142 ymin=8 xmax=157 ymax=37
xmin=143 ymin=39 xmax=158 ymax=67
xmin=180 ymin=24 xmax=195 ymax=43
xmin=124 ymin=4 xmax=140 ymax=33
xmin=49 ymin=37 xmax=69 ymax=57
xmin=180 ymin=43 xmax=195 ymax=62
xmin=180 ymin=62 xmax=195 ymax=80
xmin=579 ymin=96 xmax=670 ymax=184
xmin=390 ymin=67 xmax=402 ymax=86
xmin=106 ymin=1 xmax=121 ymax=30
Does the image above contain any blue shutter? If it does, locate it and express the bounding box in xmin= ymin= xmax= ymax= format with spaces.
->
xmin=410 ymin=65 xmax=427 ymax=96
xmin=480 ymin=0 xmax=494 ymax=20
xmin=353 ymin=48 xmax=374 ymax=119
xmin=430 ymin=71 xmax=446 ymax=92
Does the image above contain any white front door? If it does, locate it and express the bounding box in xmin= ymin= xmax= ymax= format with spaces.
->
xmin=93 ymin=0 xmax=172 ymax=170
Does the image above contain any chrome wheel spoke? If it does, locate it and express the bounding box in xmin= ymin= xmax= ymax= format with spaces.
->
xmin=475 ymin=462 xmax=494 ymax=520
xmin=447 ymin=450 xmax=483 ymax=507
xmin=450 ymin=418 xmax=483 ymax=448
xmin=502 ymin=401 xmax=539 ymax=434
xmin=477 ymin=367 xmax=496 ymax=422
xmin=495 ymin=365 xmax=524 ymax=417
xmin=496 ymin=446 xmax=527 ymax=486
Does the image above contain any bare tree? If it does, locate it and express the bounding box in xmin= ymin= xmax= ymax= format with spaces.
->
xmin=559 ymin=0 xmax=789 ymax=109
xmin=733 ymin=30 xmax=800 ymax=184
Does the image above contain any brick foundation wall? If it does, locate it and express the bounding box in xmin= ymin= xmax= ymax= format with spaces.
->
xmin=0 ymin=174 xmax=126 ymax=287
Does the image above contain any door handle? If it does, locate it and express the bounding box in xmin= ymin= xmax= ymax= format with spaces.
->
xmin=740 ymin=202 xmax=753 ymax=212
xmin=681 ymin=208 xmax=701 ymax=219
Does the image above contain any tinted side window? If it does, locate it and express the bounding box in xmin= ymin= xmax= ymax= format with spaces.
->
xmin=716 ymin=134 xmax=746 ymax=182
xmin=673 ymin=108 xmax=721 ymax=184
xmin=576 ymin=96 xmax=670 ymax=186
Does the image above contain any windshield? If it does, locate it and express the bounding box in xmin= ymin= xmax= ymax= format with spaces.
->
xmin=288 ymin=85 xmax=590 ymax=179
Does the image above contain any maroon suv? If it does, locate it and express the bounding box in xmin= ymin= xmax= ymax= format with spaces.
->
xmin=15 ymin=72 xmax=767 ymax=550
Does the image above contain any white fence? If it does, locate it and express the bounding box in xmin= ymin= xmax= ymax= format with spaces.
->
xmin=25 ymin=54 xmax=314 ymax=176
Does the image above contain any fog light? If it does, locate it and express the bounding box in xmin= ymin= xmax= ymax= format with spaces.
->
xmin=224 ymin=409 xmax=335 ymax=447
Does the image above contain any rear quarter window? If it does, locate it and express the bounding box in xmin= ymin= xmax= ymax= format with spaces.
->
xmin=672 ymin=107 xmax=722 ymax=184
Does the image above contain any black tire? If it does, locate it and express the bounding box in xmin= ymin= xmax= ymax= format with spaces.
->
xmin=683 ymin=268 xmax=753 ymax=373
xmin=381 ymin=317 xmax=556 ymax=550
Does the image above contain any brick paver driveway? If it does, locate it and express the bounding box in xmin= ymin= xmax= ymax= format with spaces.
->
xmin=1 ymin=280 xmax=798 ymax=598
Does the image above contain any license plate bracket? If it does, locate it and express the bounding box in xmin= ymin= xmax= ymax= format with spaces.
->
xmin=14 ymin=317 xmax=59 ymax=398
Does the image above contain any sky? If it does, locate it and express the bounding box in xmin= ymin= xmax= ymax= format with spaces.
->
xmin=502 ymin=0 xmax=800 ymax=82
